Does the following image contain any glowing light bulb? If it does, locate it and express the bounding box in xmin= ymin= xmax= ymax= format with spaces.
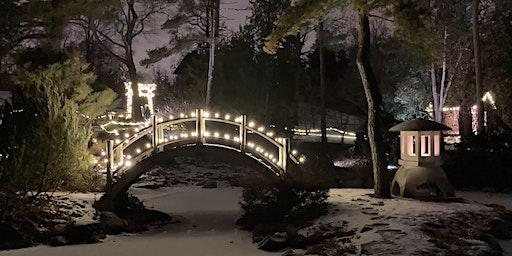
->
xmin=266 ymin=132 xmax=274 ymax=137
xmin=158 ymin=117 xmax=164 ymax=122
xmin=125 ymin=161 xmax=132 ymax=167
xmin=224 ymin=134 xmax=231 ymax=140
xmin=169 ymin=115 xmax=174 ymax=120
xmin=101 ymin=151 xmax=106 ymax=156
xmin=214 ymin=113 xmax=220 ymax=118
xmin=292 ymin=150 xmax=298 ymax=155
xmin=115 ymin=139 xmax=121 ymax=144
xmin=204 ymin=131 xmax=211 ymax=137
xmin=191 ymin=132 xmax=198 ymax=137
xmin=145 ymin=143 xmax=151 ymax=149
xmin=191 ymin=111 xmax=196 ymax=117
xmin=136 ymin=148 xmax=141 ymax=154
xmin=124 ymin=133 xmax=130 ymax=138
xmin=225 ymin=114 xmax=231 ymax=120
xmin=126 ymin=155 xmax=132 ymax=160
xmin=257 ymin=127 xmax=265 ymax=132
xmin=180 ymin=113 xmax=185 ymax=118
xmin=204 ymin=112 xmax=210 ymax=117
xmin=248 ymin=121 xmax=255 ymax=127
xmin=103 ymin=158 xmax=109 ymax=163
xmin=214 ymin=132 xmax=220 ymax=138
xmin=299 ymin=157 xmax=306 ymax=163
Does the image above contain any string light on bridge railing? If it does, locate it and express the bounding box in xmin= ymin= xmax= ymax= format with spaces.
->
xmin=225 ymin=114 xmax=231 ymax=120
xmin=158 ymin=117 xmax=164 ymax=123
xmin=247 ymin=142 xmax=255 ymax=148
xmin=248 ymin=121 xmax=255 ymax=127
xmin=299 ymin=156 xmax=306 ymax=163
xmin=266 ymin=132 xmax=274 ymax=137
xmin=125 ymin=161 xmax=132 ymax=167
xmin=191 ymin=132 xmax=198 ymax=137
xmin=257 ymin=127 xmax=265 ymax=132
xmin=115 ymin=139 xmax=121 ymax=144
xmin=204 ymin=112 xmax=210 ymax=117
xmin=136 ymin=148 xmax=141 ymax=154
xmin=214 ymin=113 xmax=220 ymax=118
xmin=224 ymin=134 xmax=231 ymax=140
xmin=169 ymin=115 xmax=174 ymax=120
xmin=214 ymin=132 xmax=220 ymax=138
xmin=145 ymin=143 xmax=152 ymax=149
xmin=292 ymin=150 xmax=298 ymax=155
xmin=180 ymin=113 xmax=185 ymax=118
xmin=101 ymin=151 xmax=106 ymax=156
xmin=191 ymin=111 xmax=196 ymax=117
xmin=126 ymin=155 xmax=132 ymax=160
xmin=124 ymin=133 xmax=130 ymax=138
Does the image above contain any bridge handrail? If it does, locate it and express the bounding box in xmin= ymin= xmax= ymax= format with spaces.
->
xmin=97 ymin=109 xmax=306 ymax=186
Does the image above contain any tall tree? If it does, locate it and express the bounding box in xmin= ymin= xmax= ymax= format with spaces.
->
xmin=82 ymin=0 xmax=173 ymax=120
xmin=472 ymin=0 xmax=484 ymax=133
xmin=264 ymin=0 xmax=430 ymax=197
xmin=205 ymin=0 xmax=220 ymax=106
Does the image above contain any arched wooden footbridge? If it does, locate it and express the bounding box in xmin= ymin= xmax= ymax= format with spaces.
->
xmin=94 ymin=109 xmax=306 ymax=206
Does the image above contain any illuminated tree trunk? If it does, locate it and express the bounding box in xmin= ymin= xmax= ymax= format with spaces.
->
xmin=355 ymin=8 xmax=390 ymax=198
xmin=472 ymin=0 xmax=484 ymax=133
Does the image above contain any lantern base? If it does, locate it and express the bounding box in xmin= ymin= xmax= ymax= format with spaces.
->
xmin=391 ymin=165 xmax=455 ymax=199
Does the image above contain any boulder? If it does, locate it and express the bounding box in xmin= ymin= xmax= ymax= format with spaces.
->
xmin=65 ymin=223 xmax=106 ymax=244
xmin=489 ymin=218 xmax=512 ymax=240
xmin=0 ymin=222 xmax=30 ymax=250
xmin=258 ymin=232 xmax=288 ymax=252
xmin=202 ymin=181 xmax=218 ymax=189
xmin=100 ymin=211 xmax=128 ymax=234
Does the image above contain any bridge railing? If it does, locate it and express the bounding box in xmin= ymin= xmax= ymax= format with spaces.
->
xmin=99 ymin=109 xmax=306 ymax=182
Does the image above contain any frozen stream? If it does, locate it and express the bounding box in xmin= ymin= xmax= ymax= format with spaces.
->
xmin=0 ymin=186 xmax=278 ymax=256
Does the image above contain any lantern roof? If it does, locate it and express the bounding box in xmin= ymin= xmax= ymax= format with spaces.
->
xmin=389 ymin=119 xmax=451 ymax=132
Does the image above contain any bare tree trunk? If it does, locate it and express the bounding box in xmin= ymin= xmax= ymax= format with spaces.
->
xmin=431 ymin=64 xmax=442 ymax=122
xmin=126 ymin=45 xmax=144 ymax=121
xmin=355 ymin=8 xmax=390 ymax=198
xmin=319 ymin=22 xmax=327 ymax=147
xmin=472 ymin=0 xmax=484 ymax=133
xmin=206 ymin=0 xmax=220 ymax=107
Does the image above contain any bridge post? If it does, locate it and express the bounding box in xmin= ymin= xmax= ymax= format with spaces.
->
xmin=152 ymin=115 xmax=158 ymax=152
xmin=106 ymin=140 xmax=114 ymax=192
xmin=239 ymin=114 xmax=247 ymax=152
xmin=196 ymin=109 xmax=205 ymax=144
xmin=279 ymin=138 xmax=290 ymax=172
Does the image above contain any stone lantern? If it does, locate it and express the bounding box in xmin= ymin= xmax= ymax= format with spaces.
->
xmin=389 ymin=119 xmax=455 ymax=198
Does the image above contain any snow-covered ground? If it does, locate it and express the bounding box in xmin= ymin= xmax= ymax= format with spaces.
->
xmin=2 ymin=158 xmax=512 ymax=256
xmin=1 ymin=186 xmax=277 ymax=256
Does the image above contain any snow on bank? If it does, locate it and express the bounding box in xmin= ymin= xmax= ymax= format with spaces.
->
xmin=0 ymin=186 xmax=277 ymax=256
xmin=315 ymin=189 xmax=494 ymax=255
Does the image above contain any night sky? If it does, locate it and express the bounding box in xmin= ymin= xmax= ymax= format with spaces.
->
xmin=134 ymin=0 xmax=252 ymax=78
